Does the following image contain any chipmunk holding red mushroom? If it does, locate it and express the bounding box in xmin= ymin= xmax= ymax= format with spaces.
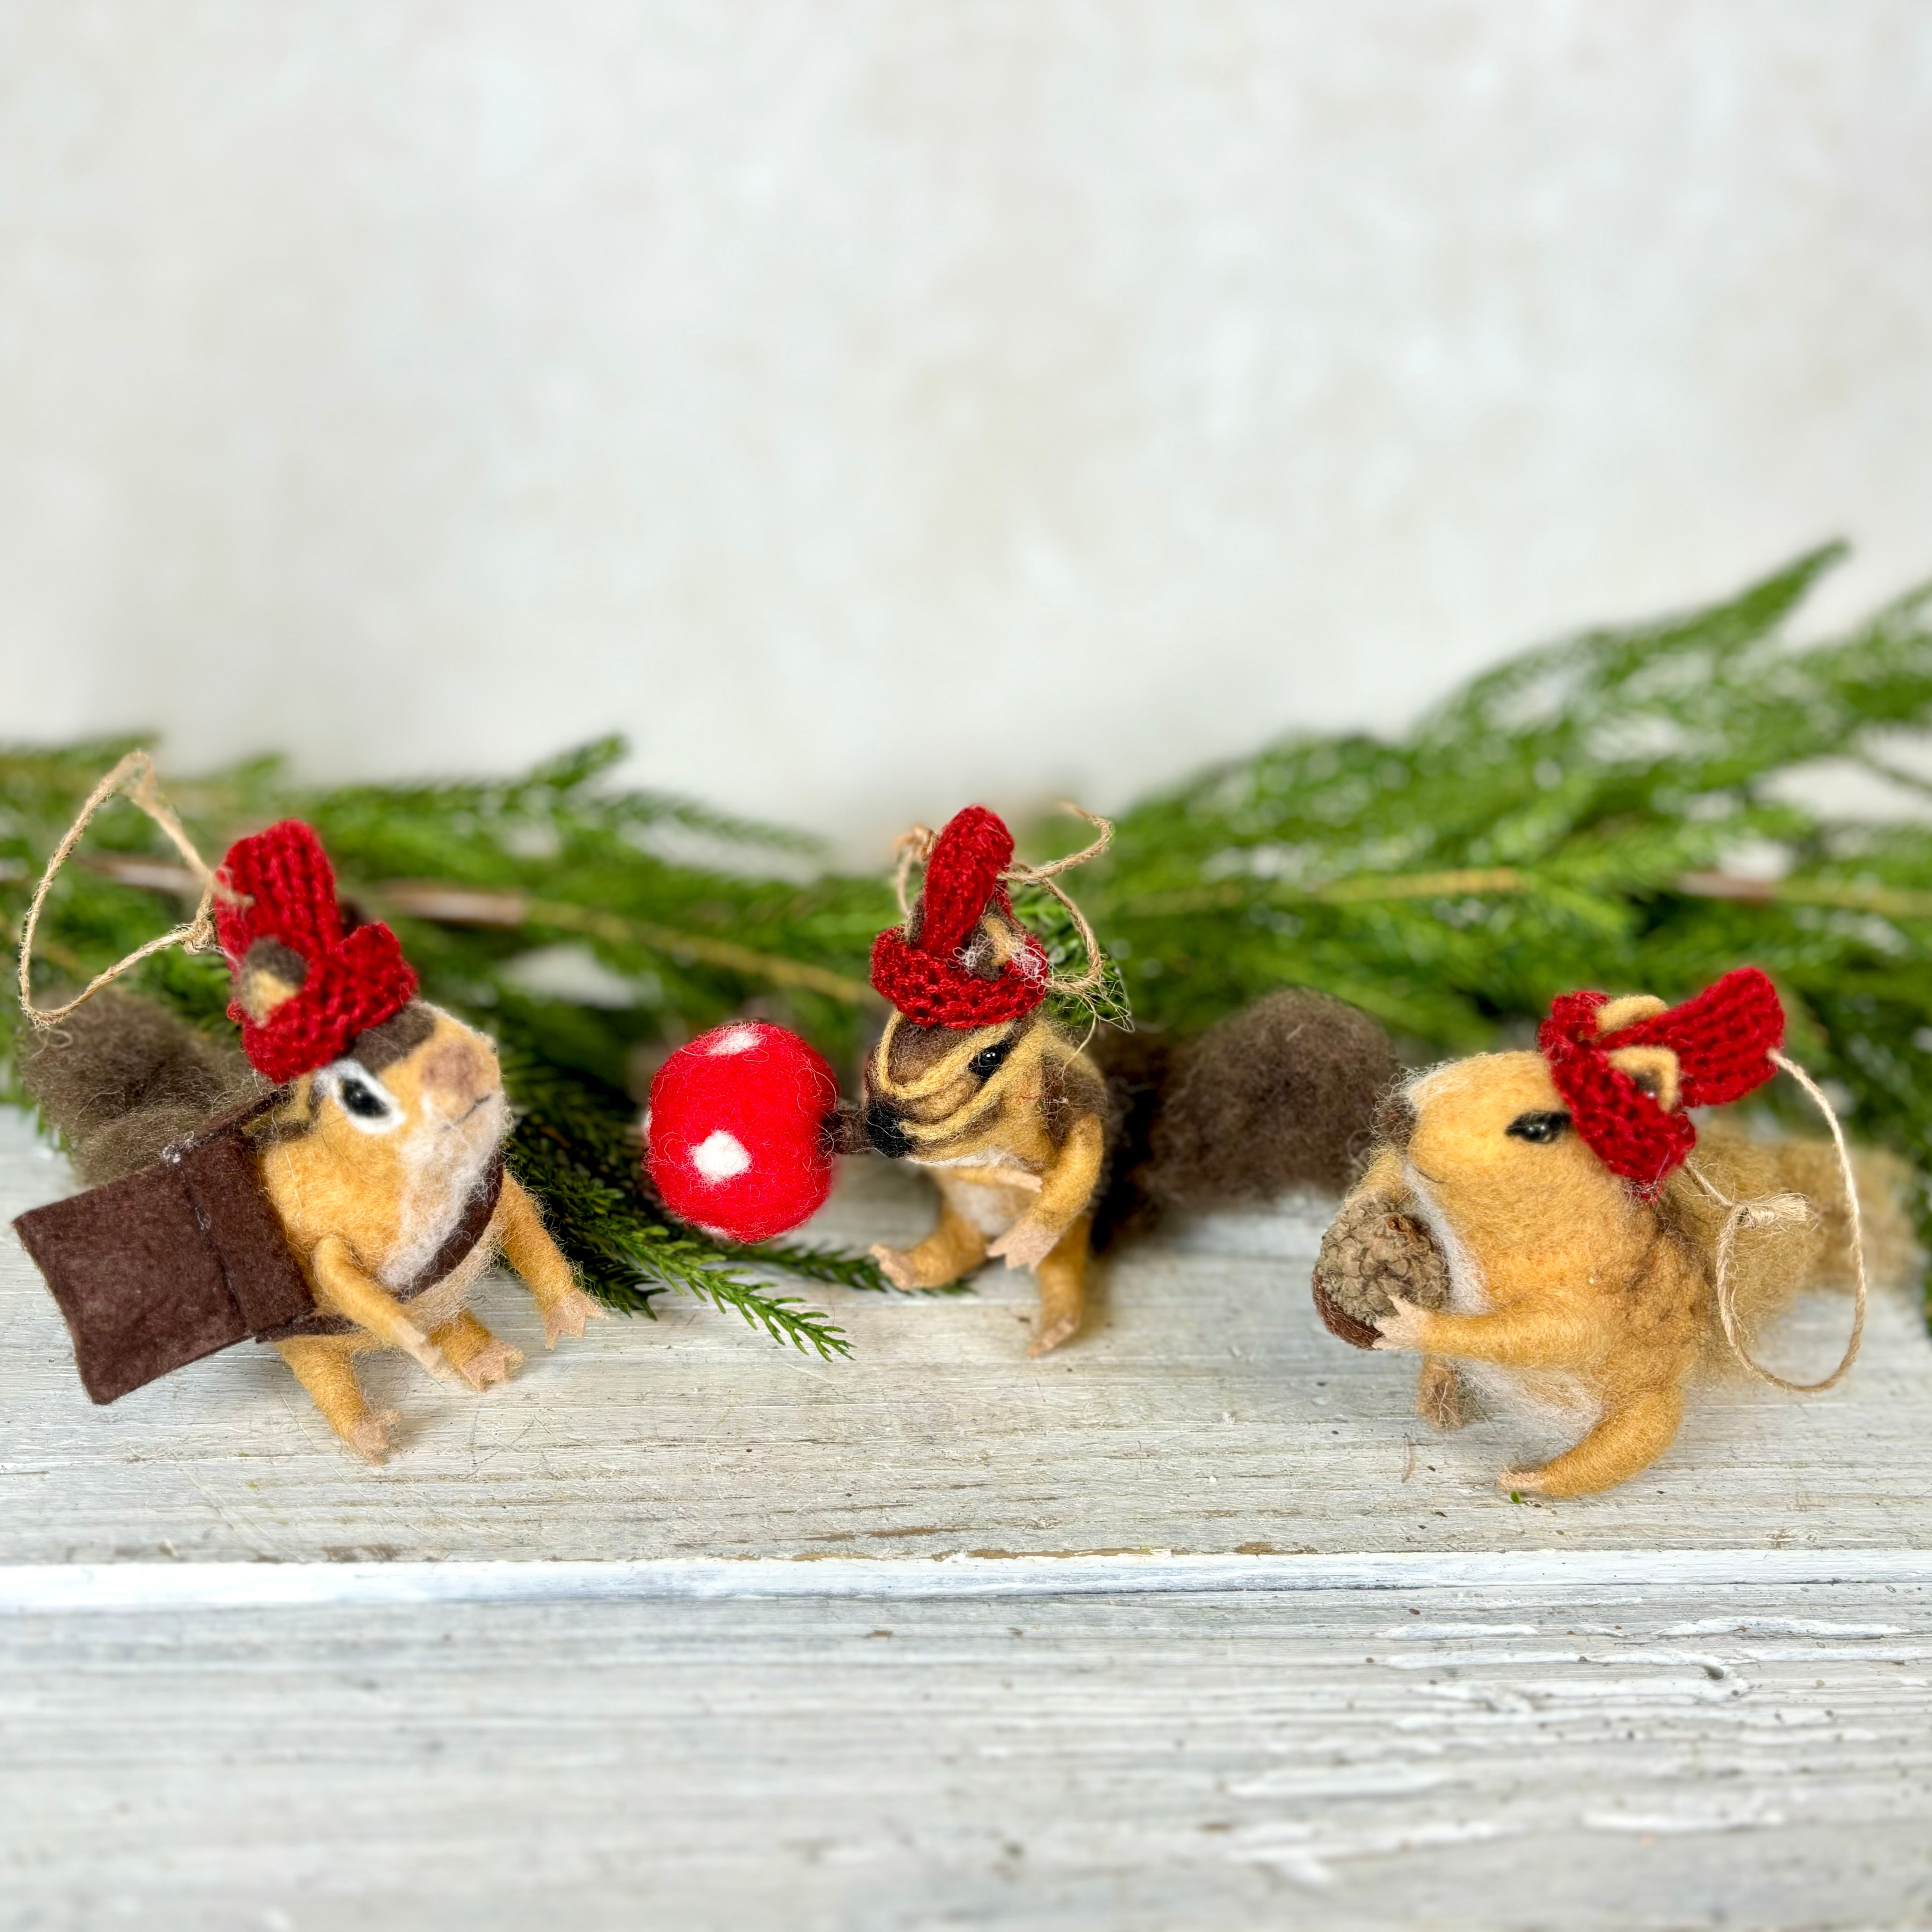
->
xmin=646 ymin=804 xmax=1394 ymax=1358
xmin=854 ymin=806 xmax=1395 ymax=1355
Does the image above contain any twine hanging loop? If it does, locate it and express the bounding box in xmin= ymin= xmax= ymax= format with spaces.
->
xmin=892 ymin=802 xmax=1113 ymax=1002
xmin=16 ymin=750 xmax=228 ymax=1028
xmin=1685 ymin=1048 xmax=1867 ymax=1395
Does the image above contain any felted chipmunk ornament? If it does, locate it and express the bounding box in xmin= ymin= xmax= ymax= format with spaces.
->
xmin=1314 ymin=968 xmax=1917 ymax=1498
xmin=11 ymin=754 xmax=602 ymax=1460
xmin=857 ymin=804 xmax=1115 ymax=1355
xmin=647 ymin=802 xmax=1397 ymax=1358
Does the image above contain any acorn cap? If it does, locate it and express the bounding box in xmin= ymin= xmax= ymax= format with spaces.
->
xmin=1312 ymin=1194 xmax=1452 ymax=1349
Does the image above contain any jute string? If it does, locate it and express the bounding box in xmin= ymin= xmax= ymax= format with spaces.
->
xmin=16 ymin=750 xmax=228 ymax=1028
xmin=892 ymin=802 xmax=1114 ymax=1000
xmin=1683 ymin=1048 xmax=1866 ymax=1394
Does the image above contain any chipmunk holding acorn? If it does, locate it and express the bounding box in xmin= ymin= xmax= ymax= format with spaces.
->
xmin=1313 ymin=970 xmax=1917 ymax=1498
xmin=16 ymin=810 xmax=602 ymax=1461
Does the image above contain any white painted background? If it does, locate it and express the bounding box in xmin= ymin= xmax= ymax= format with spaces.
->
xmin=1 ymin=1 xmax=1928 ymax=857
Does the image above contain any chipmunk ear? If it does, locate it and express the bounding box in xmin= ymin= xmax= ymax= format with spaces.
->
xmin=1595 ymin=993 xmax=1668 ymax=1035
xmin=234 ymin=939 xmax=308 ymax=1026
xmin=1606 ymin=1044 xmax=1682 ymax=1113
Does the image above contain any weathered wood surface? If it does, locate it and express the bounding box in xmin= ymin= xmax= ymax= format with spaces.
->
xmin=1 ymin=1106 xmax=1929 ymax=1563
xmin=7 ymin=1105 xmax=1932 ymax=1927
xmin=4 ymin=1580 xmax=1930 ymax=1931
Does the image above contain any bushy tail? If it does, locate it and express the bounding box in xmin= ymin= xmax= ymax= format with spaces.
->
xmin=1093 ymin=988 xmax=1396 ymax=1246
xmin=1668 ymin=1125 xmax=1923 ymax=1361
xmin=14 ymin=990 xmax=261 ymax=1186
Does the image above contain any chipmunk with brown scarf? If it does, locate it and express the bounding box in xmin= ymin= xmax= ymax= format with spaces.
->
xmin=15 ymin=815 xmax=601 ymax=1460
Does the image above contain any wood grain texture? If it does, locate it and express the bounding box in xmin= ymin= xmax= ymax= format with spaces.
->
xmin=2 ymin=1106 xmax=1930 ymax=1563
xmin=3 ymin=1581 xmax=1929 ymax=1931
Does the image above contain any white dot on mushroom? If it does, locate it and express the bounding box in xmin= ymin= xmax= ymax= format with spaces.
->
xmin=692 ymin=1129 xmax=753 ymax=1182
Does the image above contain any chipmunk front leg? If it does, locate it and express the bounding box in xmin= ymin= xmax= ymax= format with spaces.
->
xmin=496 ymin=1173 xmax=606 ymax=1347
xmin=309 ymin=1235 xmax=453 ymax=1381
xmin=987 ymin=1112 xmax=1105 ymax=1272
xmin=872 ymin=1196 xmax=988 ymax=1290
xmin=1375 ymin=1297 xmax=1595 ymax=1371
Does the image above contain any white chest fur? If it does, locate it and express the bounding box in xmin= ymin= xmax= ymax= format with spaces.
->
xmin=378 ymin=1119 xmax=505 ymax=1291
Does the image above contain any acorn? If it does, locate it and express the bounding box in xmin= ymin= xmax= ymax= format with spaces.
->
xmin=1312 ymin=1194 xmax=1451 ymax=1348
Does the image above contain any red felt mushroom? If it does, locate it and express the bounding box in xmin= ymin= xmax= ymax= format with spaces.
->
xmin=644 ymin=1022 xmax=840 ymax=1242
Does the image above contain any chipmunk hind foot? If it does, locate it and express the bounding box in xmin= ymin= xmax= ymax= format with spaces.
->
xmin=431 ymin=1310 xmax=524 ymax=1390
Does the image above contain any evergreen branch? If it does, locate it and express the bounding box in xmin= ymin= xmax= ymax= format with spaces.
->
xmin=507 ymin=1129 xmax=852 ymax=1358
xmin=369 ymin=881 xmax=875 ymax=1003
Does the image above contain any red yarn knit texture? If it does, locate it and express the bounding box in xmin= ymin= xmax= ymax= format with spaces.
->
xmin=646 ymin=1022 xmax=839 ymax=1242
xmin=870 ymin=805 xmax=1051 ymax=1028
xmin=215 ymin=820 xmax=419 ymax=1082
xmin=1538 ymin=966 xmax=1786 ymax=1192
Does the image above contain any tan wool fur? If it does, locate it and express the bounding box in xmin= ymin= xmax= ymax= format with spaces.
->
xmin=231 ymin=952 xmax=603 ymax=1460
xmin=254 ymin=1026 xmax=603 ymax=1460
xmin=863 ymin=1007 xmax=1108 ymax=1358
xmin=1355 ymin=1035 xmax=1918 ymax=1499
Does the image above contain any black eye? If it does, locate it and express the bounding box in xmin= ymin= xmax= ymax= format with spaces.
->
xmin=968 ymin=1039 xmax=1014 ymax=1081
xmin=339 ymin=1076 xmax=389 ymax=1119
xmin=1506 ymin=1110 xmax=1571 ymax=1145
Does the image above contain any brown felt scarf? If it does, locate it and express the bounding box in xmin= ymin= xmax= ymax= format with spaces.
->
xmin=13 ymin=1099 xmax=507 ymax=1402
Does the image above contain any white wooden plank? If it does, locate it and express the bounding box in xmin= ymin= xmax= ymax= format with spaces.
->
xmin=5 ymin=1549 xmax=1932 ymax=1613
xmin=3 ymin=1581 xmax=1929 ymax=1930
xmin=3 ymin=1105 xmax=1931 ymax=1563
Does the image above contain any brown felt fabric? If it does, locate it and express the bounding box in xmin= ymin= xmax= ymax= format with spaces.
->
xmin=176 ymin=1111 xmax=316 ymax=1335
xmin=16 ymin=990 xmax=264 ymax=1185
xmin=13 ymin=1100 xmax=313 ymax=1403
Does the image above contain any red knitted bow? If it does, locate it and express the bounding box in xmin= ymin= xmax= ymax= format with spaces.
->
xmin=214 ymin=821 xmax=419 ymax=1082
xmin=1537 ymin=967 xmax=1786 ymax=1192
xmin=870 ymin=806 xmax=1052 ymax=1028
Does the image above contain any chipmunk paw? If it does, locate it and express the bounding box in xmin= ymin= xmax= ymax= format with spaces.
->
xmin=542 ymin=1287 xmax=604 ymax=1348
xmin=1027 ymin=1311 xmax=1081 ymax=1358
xmin=459 ymin=1338 xmax=525 ymax=1389
xmin=1497 ymin=1467 xmax=1548 ymax=1497
xmin=1373 ymin=1295 xmax=1432 ymax=1353
xmin=988 ymin=1220 xmax=1059 ymax=1272
xmin=869 ymin=1243 xmax=921 ymax=1290
xmin=346 ymin=1408 xmax=402 ymax=1464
